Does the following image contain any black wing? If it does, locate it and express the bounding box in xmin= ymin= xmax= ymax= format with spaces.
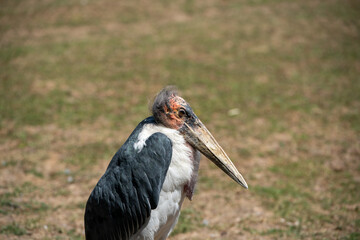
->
xmin=85 ymin=121 xmax=172 ymax=240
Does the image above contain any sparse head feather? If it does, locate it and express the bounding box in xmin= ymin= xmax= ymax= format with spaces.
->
xmin=152 ymin=86 xmax=179 ymax=124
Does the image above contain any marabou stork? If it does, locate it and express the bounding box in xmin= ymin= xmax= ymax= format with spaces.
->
xmin=84 ymin=86 xmax=248 ymax=240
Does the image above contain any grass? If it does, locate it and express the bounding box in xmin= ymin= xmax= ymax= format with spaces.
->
xmin=0 ymin=223 xmax=27 ymax=236
xmin=0 ymin=182 xmax=50 ymax=216
xmin=170 ymin=208 xmax=202 ymax=236
xmin=1 ymin=0 xmax=359 ymax=239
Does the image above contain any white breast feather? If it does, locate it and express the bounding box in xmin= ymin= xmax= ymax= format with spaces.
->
xmin=134 ymin=124 xmax=193 ymax=189
xmin=132 ymin=123 xmax=194 ymax=240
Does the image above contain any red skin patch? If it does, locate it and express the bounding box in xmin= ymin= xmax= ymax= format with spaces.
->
xmin=169 ymin=97 xmax=182 ymax=111
xmin=163 ymin=96 xmax=186 ymax=129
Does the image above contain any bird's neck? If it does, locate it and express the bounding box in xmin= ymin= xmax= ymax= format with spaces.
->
xmin=184 ymin=145 xmax=200 ymax=200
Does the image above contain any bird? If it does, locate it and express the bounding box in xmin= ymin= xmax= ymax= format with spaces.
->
xmin=84 ymin=86 xmax=248 ymax=240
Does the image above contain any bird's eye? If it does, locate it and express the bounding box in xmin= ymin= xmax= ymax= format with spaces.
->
xmin=178 ymin=109 xmax=186 ymax=118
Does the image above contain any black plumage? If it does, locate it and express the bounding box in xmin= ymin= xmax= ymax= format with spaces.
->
xmin=84 ymin=117 xmax=172 ymax=240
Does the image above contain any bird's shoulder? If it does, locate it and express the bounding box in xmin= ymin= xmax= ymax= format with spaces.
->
xmin=110 ymin=116 xmax=172 ymax=165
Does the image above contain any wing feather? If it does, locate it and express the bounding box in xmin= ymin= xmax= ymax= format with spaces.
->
xmin=85 ymin=128 xmax=172 ymax=240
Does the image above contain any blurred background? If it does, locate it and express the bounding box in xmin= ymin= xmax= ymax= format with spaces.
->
xmin=1 ymin=0 xmax=359 ymax=239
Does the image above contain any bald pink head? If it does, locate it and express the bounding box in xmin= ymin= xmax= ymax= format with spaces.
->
xmin=152 ymin=87 xmax=192 ymax=129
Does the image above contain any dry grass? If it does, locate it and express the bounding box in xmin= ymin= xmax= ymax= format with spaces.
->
xmin=1 ymin=0 xmax=359 ymax=239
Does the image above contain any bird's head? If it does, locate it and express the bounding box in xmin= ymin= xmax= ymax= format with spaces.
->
xmin=152 ymin=86 xmax=248 ymax=189
xmin=152 ymin=86 xmax=195 ymax=130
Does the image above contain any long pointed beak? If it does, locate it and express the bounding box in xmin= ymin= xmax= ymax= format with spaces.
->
xmin=180 ymin=118 xmax=248 ymax=189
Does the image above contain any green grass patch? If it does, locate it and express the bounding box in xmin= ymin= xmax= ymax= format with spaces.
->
xmin=65 ymin=142 xmax=117 ymax=167
xmin=341 ymin=112 xmax=360 ymax=133
xmin=0 ymin=182 xmax=49 ymax=215
xmin=253 ymin=183 xmax=312 ymax=220
xmin=25 ymin=168 xmax=44 ymax=178
xmin=261 ymin=228 xmax=284 ymax=236
xmin=268 ymin=159 xmax=323 ymax=185
xmin=25 ymin=217 xmax=41 ymax=231
xmin=237 ymin=147 xmax=252 ymax=158
xmin=170 ymin=208 xmax=202 ymax=236
xmin=329 ymin=172 xmax=360 ymax=205
xmin=261 ymin=225 xmax=303 ymax=238
xmin=341 ymin=232 xmax=360 ymax=240
xmin=66 ymin=229 xmax=82 ymax=240
xmin=0 ymin=223 xmax=27 ymax=236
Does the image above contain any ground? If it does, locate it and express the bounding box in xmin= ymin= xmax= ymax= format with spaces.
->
xmin=0 ymin=0 xmax=360 ymax=239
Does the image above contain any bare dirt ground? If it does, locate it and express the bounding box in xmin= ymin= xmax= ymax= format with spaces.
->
xmin=1 ymin=0 xmax=359 ymax=239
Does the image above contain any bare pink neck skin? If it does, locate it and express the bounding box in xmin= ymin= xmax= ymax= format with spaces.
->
xmin=184 ymin=144 xmax=201 ymax=200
